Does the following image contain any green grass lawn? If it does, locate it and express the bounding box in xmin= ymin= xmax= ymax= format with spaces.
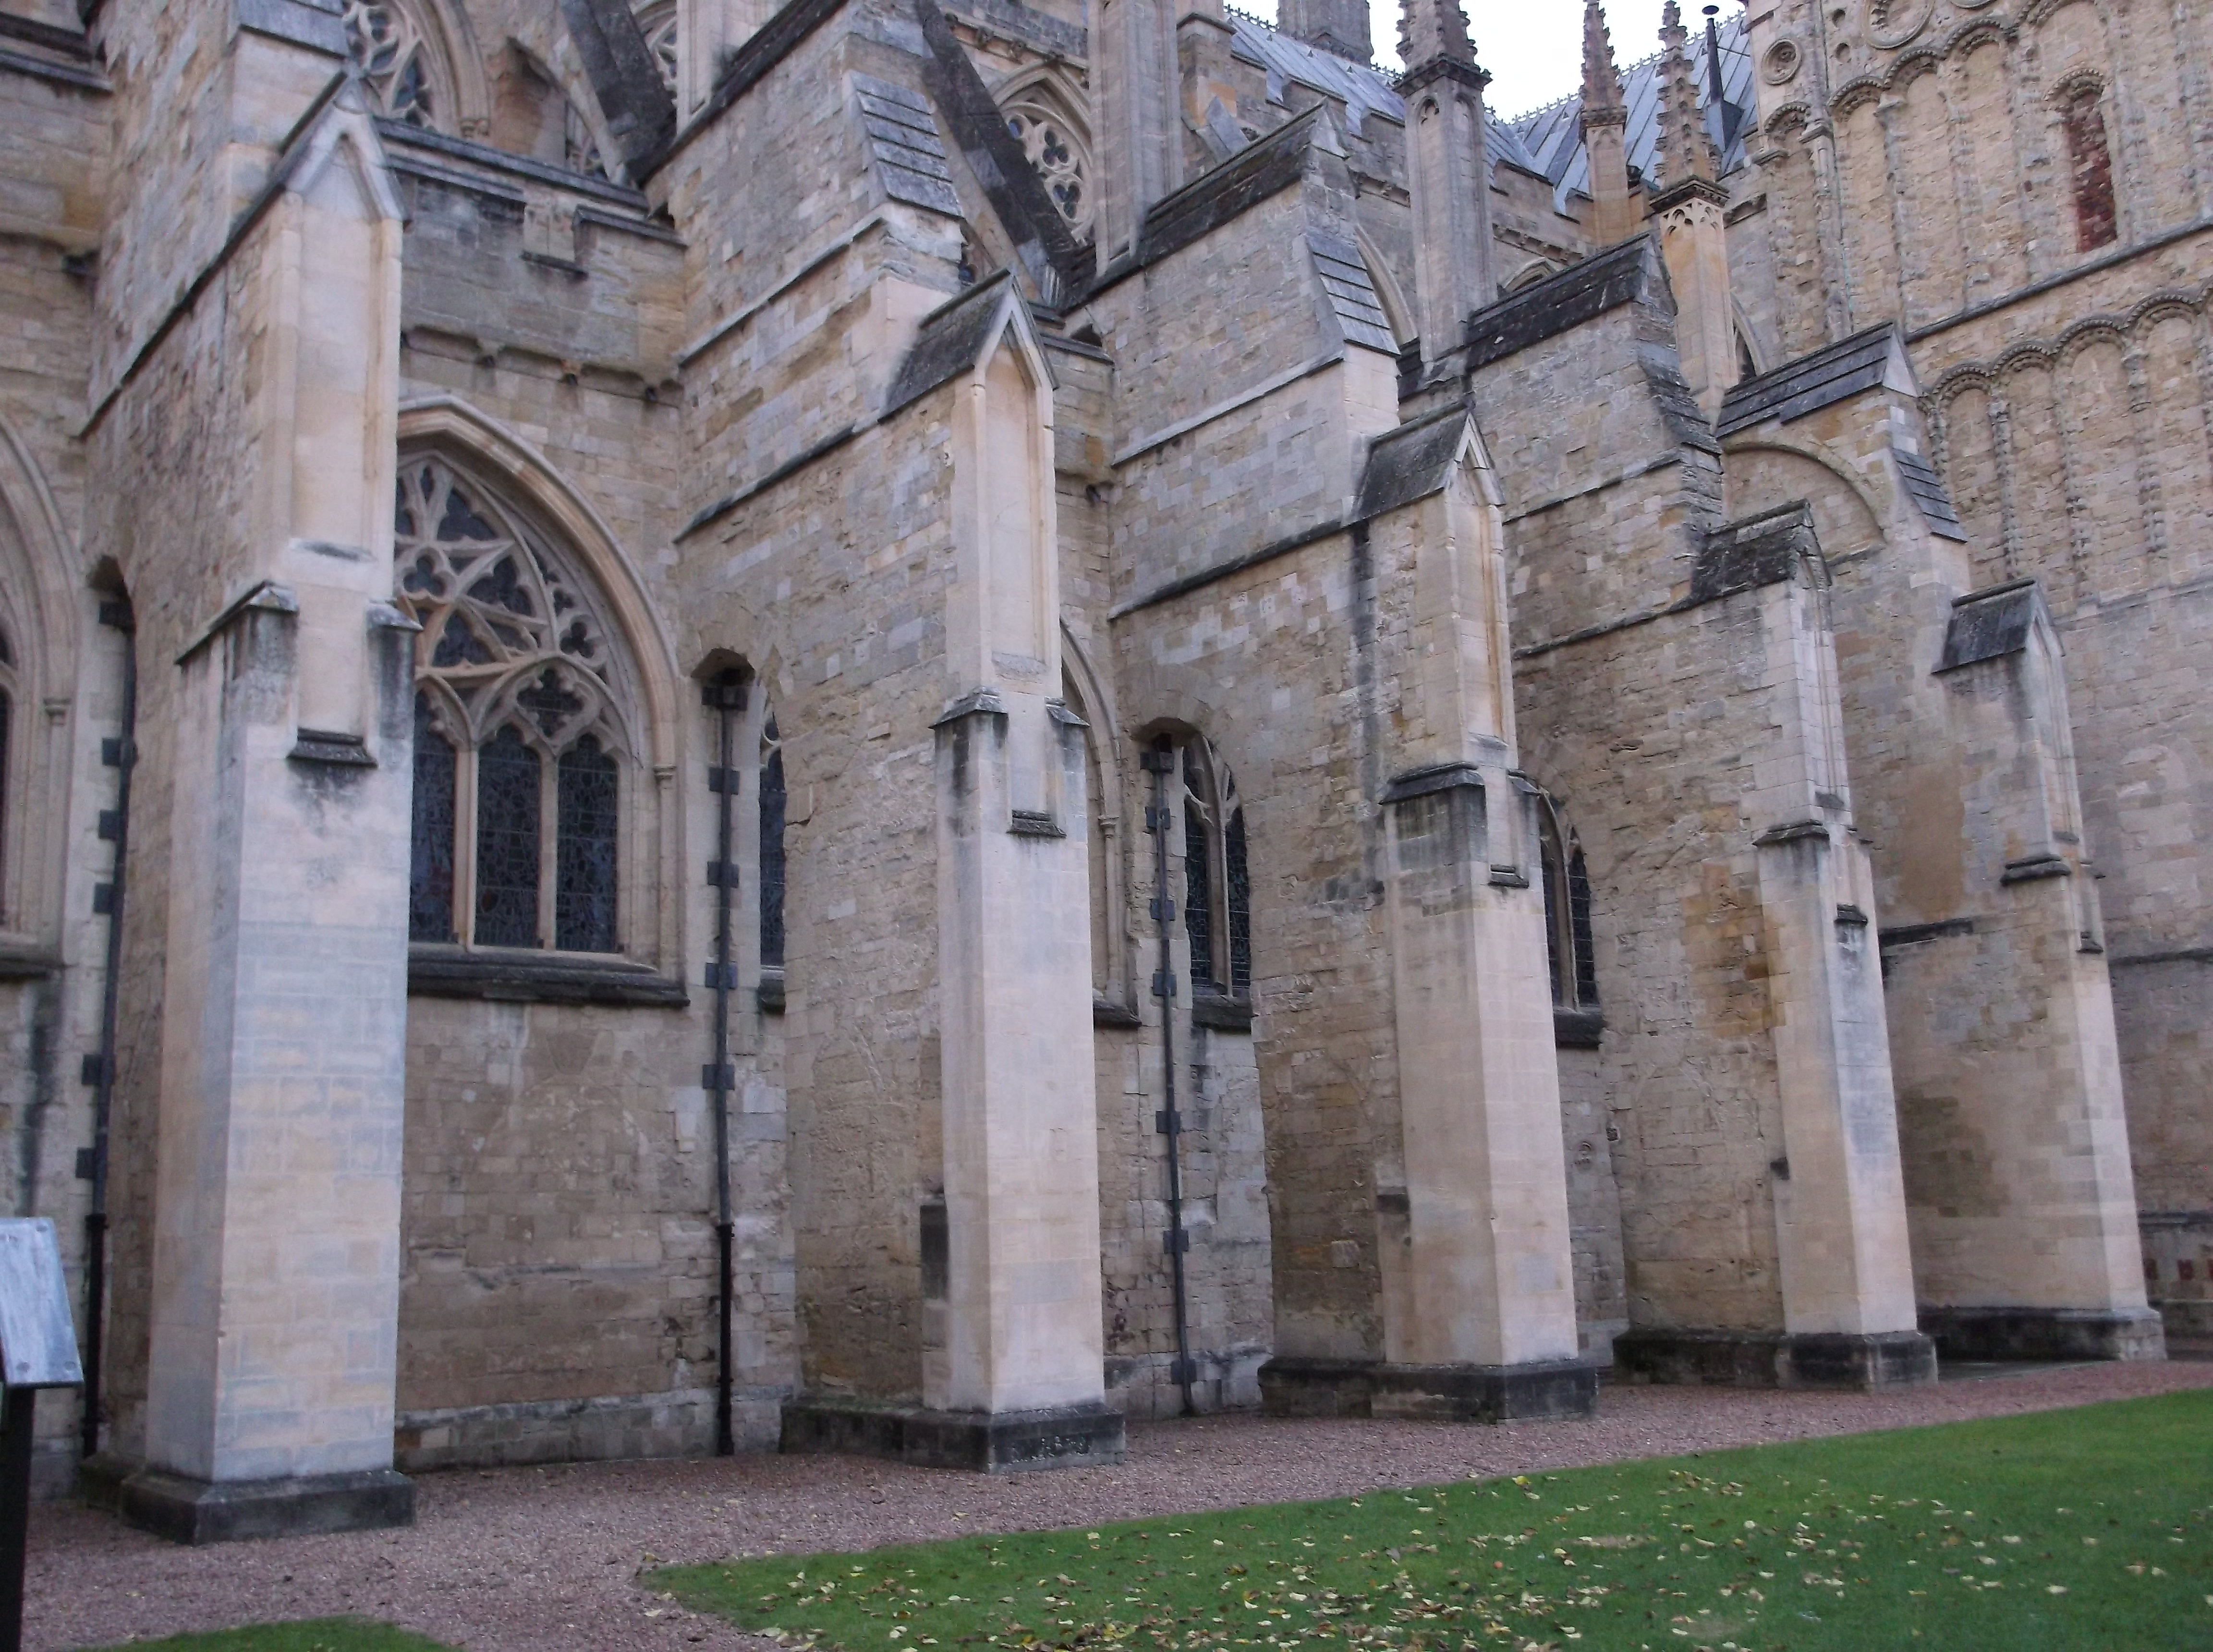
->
xmin=90 ymin=1620 xmax=453 ymax=1651
xmin=659 ymin=1389 xmax=2213 ymax=1652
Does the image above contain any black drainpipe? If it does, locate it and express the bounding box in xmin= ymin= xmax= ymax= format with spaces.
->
xmin=703 ymin=671 xmax=743 ymax=1456
xmin=1140 ymin=738 xmax=1194 ymax=1418
xmin=80 ymin=593 xmax=135 ymax=1465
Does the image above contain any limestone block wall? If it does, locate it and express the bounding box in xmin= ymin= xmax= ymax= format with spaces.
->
xmin=0 ymin=43 xmax=110 ymax=1481
xmin=1114 ymin=527 xmax=1395 ymax=1363
xmin=90 ymin=218 xmax=301 ymax=1464
xmin=1516 ymin=594 xmax=1792 ymax=1336
xmin=1921 ymin=242 xmax=2213 ymax=1253
xmin=88 ymin=3 xmax=350 ymax=401
xmin=665 ymin=373 xmax=957 ymax=1402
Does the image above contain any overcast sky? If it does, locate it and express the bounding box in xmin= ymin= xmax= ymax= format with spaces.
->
xmin=1244 ymin=0 xmax=1678 ymax=116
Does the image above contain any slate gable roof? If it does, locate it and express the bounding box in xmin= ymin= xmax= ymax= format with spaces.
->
xmin=1461 ymin=235 xmax=1652 ymax=372
xmin=1357 ymin=404 xmax=1479 ymax=521
xmin=884 ymin=271 xmax=1040 ymax=416
xmin=1717 ymin=324 xmax=1916 ymax=437
xmin=852 ymin=73 xmax=964 ymax=218
xmin=1308 ymin=230 xmax=1398 ymax=354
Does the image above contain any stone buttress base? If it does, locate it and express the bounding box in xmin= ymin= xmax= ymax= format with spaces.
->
xmin=80 ymin=1456 xmax=414 ymax=1544
xmin=1611 ymin=1329 xmax=1938 ymax=1390
xmin=1917 ymin=1306 xmax=2167 ymax=1362
xmin=1256 ymin=1357 xmax=1600 ymax=1422
xmin=778 ymin=1397 xmax=1127 ymax=1472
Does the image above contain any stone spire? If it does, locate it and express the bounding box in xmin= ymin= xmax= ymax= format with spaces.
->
xmin=1647 ymin=0 xmax=1735 ymax=422
xmin=1398 ymin=0 xmax=1496 ymax=362
xmin=1577 ymin=0 xmax=1638 ymax=245
xmin=1580 ymin=0 xmax=1625 ymax=120
xmin=1398 ymin=0 xmax=1475 ymax=77
xmin=1656 ymin=0 xmax=1717 ymax=186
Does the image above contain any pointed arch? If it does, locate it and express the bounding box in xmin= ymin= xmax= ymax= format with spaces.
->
xmin=397 ymin=397 xmax=680 ymax=771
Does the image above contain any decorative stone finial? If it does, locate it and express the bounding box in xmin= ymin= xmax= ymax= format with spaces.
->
xmin=1399 ymin=0 xmax=1476 ymax=74
xmin=1656 ymin=0 xmax=1718 ymax=184
xmin=1580 ymin=0 xmax=1626 ymax=123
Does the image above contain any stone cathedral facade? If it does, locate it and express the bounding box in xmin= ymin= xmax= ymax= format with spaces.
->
xmin=0 ymin=0 xmax=2201 ymax=1538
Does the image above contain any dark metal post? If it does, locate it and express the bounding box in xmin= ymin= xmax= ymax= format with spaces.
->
xmin=704 ymin=672 xmax=744 ymax=1457
xmin=1141 ymin=740 xmax=1195 ymax=1417
xmin=82 ymin=595 xmax=136 ymax=1466
xmin=0 ymin=1386 xmax=34 ymax=1652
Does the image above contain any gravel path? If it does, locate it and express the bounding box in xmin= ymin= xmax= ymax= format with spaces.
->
xmin=31 ymin=1359 xmax=2213 ymax=1652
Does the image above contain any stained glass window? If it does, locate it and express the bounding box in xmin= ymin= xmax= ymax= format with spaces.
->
xmin=396 ymin=456 xmax=633 ymax=955
xmin=1178 ymin=738 xmax=1252 ymax=1002
xmin=759 ymin=717 xmax=786 ymax=970
xmin=1226 ymin=808 xmax=1251 ymax=994
xmin=557 ymin=736 xmax=620 ymax=952
xmin=1569 ymin=847 xmax=1599 ymax=1009
xmin=410 ymin=695 xmax=457 ymax=943
xmin=1184 ymin=800 xmax=1215 ymax=989
xmin=1537 ymin=795 xmax=1599 ymax=1011
xmin=475 ymin=724 xmax=542 ymax=947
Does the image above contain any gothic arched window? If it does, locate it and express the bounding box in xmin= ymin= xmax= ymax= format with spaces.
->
xmin=396 ymin=458 xmax=636 ymax=954
xmin=1536 ymin=794 xmax=1599 ymax=1024
xmin=343 ymin=0 xmax=444 ymax=127
xmin=2059 ymin=81 xmax=2118 ymax=254
xmin=1180 ymin=739 xmax=1251 ymax=1002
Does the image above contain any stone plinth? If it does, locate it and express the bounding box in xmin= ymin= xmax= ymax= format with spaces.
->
xmin=780 ymin=1397 xmax=1126 ymax=1472
xmin=1258 ymin=1357 xmax=1599 ymax=1421
xmin=1612 ymin=1328 xmax=1937 ymax=1389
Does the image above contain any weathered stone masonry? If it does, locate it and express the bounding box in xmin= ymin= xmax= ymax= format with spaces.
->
xmin=0 ymin=0 xmax=2192 ymax=1533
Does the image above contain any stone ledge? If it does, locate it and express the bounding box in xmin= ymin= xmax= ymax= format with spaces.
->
xmin=780 ymin=1397 xmax=1126 ymax=1473
xmin=1257 ymin=1357 xmax=1600 ymax=1422
xmin=90 ymin=1463 xmax=413 ymax=1545
xmin=408 ymin=947 xmax=689 ymax=1007
xmin=1612 ymin=1328 xmax=1938 ymax=1390
xmin=1917 ymin=1306 xmax=2166 ymax=1363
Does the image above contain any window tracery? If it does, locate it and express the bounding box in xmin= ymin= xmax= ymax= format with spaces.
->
xmin=395 ymin=457 xmax=634 ymax=953
xmin=1001 ymin=90 xmax=1095 ymax=241
xmin=343 ymin=0 xmax=442 ymax=127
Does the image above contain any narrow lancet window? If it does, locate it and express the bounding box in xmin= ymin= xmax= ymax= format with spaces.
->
xmin=759 ymin=716 xmax=787 ymax=971
xmin=1184 ymin=799 xmax=1215 ymax=990
xmin=1538 ymin=793 xmax=1600 ymax=1015
xmin=1226 ymin=808 xmax=1252 ymax=995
